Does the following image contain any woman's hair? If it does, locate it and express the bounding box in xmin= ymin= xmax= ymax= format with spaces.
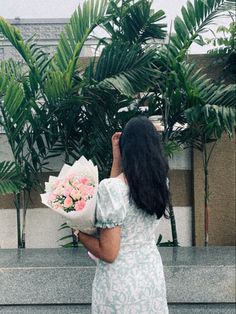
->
xmin=119 ymin=116 xmax=170 ymax=219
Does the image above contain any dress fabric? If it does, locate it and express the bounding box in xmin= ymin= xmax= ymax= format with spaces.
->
xmin=92 ymin=178 xmax=168 ymax=314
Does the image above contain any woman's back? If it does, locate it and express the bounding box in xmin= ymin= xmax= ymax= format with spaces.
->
xmin=92 ymin=178 xmax=168 ymax=314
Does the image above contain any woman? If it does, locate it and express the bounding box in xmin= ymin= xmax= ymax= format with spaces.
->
xmin=77 ymin=116 xmax=170 ymax=313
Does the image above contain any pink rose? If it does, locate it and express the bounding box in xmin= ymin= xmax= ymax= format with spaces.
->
xmin=64 ymin=187 xmax=73 ymax=197
xmin=82 ymin=186 xmax=94 ymax=199
xmin=70 ymin=189 xmax=81 ymax=200
xmin=72 ymin=181 xmax=82 ymax=189
xmin=48 ymin=193 xmax=56 ymax=202
xmin=80 ymin=177 xmax=89 ymax=185
xmin=81 ymin=189 xmax=89 ymax=199
xmin=75 ymin=200 xmax=86 ymax=211
xmin=64 ymin=196 xmax=73 ymax=208
xmin=54 ymin=187 xmax=63 ymax=195
xmin=86 ymin=185 xmax=94 ymax=196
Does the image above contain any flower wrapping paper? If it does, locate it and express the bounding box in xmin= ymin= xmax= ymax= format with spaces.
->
xmin=40 ymin=156 xmax=98 ymax=234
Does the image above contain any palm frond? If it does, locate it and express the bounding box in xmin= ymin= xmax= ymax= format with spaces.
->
xmin=53 ymin=0 xmax=109 ymax=87
xmin=168 ymin=0 xmax=236 ymax=60
xmin=202 ymin=84 xmax=236 ymax=107
xmin=87 ymin=42 xmax=159 ymax=96
xmin=0 ymin=59 xmax=25 ymax=82
xmin=0 ymin=18 xmax=30 ymax=63
xmin=185 ymin=103 xmax=235 ymax=139
xmin=104 ymin=0 xmax=167 ymax=43
xmin=0 ymin=70 xmax=50 ymax=169
xmin=26 ymin=37 xmax=52 ymax=85
xmin=0 ymin=161 xmax=25 ymax=195
xmin=0 ymin=18 xmax=49 ymax=87
xmin=0 ymin=75 xmax=27 ymax=144
xmin=44 ymin=71 xmax=69 ymax=106
xmin=181 ymin=73 xmax=236 ymax=144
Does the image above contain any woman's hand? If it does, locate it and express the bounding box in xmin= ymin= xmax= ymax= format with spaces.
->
xmin=110 ymin=132 xmax=122 ymax=178
xmin=112 ymin=132 xmax=122 ymax=161
xmin=73 ymin=229 xmax=80 ymax=240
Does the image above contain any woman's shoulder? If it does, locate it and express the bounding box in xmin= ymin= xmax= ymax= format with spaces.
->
xmin=99 ymin=176 xmax=128 ymax=189
xmin=95 ymin=177 xmax=128 ymax=228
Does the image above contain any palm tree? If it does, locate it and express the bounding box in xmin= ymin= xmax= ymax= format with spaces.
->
xmin=168 ymin=0 xmax=236 ymax=247
xmin=40 ymin=0 xmax=166 ymax=172
xmin=149 ymin=0 xmax=236 ymax=246
xmin=0 ymin=58 xmax=51 ymax=247
xmin=181 ymin=82 xmax=235 ymax=246
xmin=1 ymin=0 xmax=235 ymax=248
xmin=0 ymin=0 xmax=167 ymax=246
xmin=0 ymin=0 xmax=112 ymax=248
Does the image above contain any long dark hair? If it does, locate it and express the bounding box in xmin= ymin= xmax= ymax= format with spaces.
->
xmin=119 ymin=116 xmax=170 ymax=219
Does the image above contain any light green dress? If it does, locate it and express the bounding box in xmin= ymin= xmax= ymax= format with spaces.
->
xmin=92 ymin=178 xmax=168 ymax=314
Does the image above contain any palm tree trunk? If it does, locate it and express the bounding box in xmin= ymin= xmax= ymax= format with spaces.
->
xmin=21 ymin=189 xmax=27 ymax=248
xmin=204 ymin=182 xmax=209 ymax=247
xmin=162 ymin=127 xmax=178 ymax=246
xmin=169 ymin=203 xmax=178 ymax=246
xmin=166 ymin=174 xmax=178 ymax=246
xmin=14 ymin=193 xmax=22 ymax=248
xmin=203 ymin=144 xmax=209 ymax=247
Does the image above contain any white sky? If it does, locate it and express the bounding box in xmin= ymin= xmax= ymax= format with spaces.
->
xmin=0 ymin=0 xmax=232 ymax=53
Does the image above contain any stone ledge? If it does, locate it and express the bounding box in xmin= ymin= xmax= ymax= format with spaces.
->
xmin=0 ymin=304 xmax=235 ymax=314
xmin=0 ymin=247 xmax=235 ymax=306
xmin=0 ymin=305 xmax=90 ymax=314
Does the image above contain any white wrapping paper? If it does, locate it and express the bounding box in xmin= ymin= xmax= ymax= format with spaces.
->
xmin=40 ymin=156 xmax=98 ymax=234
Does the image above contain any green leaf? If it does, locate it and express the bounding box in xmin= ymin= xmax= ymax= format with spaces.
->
xmin=0 ymin=18 xmax=49 ymax=86
xmin=174 ymin=16 xmax=190 ymax=44
xmin=103 ymin=0 xmax=166 ymax=43
xmin=186 ymin=1 xmax=197 ymax=28
xmin=181 ymin=6 xmax=194 ymax=33
xmin=167 ymin=0 xmax=235 ymax=61
xmin=89 ymin=42 xmax=159 ymax=96
xmin=0 ymin=161 xmax=25 ymax=195
xmin=53 ymin=0 xmax=109 ymax=87
xmin=58 ymin=224 xmax=70 ymax=231
xmin=58 ymin=234 xmax=73 ymax=241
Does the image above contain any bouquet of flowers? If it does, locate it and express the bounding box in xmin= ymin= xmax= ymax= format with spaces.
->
xmin=40 ymin=156 xmax=98 ymax=234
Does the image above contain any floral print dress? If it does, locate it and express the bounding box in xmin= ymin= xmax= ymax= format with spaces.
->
xmin=91 ymin=178 xmax=168 ymax=314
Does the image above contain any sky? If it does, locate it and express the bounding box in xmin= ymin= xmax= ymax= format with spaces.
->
xmin=0 ymin=0 xmax=232 ymax=53
xmin=0 ymin=0 xmax=188 ymax=19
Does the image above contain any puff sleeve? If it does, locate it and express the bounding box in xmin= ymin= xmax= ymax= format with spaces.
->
xmin=95 ymin=178 xmax=127 ymax=228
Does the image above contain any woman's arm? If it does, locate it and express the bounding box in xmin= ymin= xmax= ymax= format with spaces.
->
xmin=110 ymin=132 xmax=122 ymax=178
xmin=78 ymin=226 xmax=121 ymax=263
xmin=110 ymin=159 xmax=122 ymax=178
xmin=78 ymin=132 xmax=122 ymax=262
